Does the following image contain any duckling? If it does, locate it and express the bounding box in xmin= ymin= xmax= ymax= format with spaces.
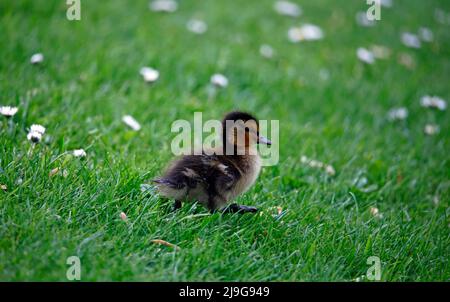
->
xmin=153 ymin=111 xmax=272 ymax=213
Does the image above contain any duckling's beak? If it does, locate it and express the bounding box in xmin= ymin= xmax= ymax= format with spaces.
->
xmin=257 ymin=135 xmax=272 ymax=145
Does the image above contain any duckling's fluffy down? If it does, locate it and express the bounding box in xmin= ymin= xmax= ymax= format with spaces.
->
xmin=154 ymin=152 xmax=261 ymax=210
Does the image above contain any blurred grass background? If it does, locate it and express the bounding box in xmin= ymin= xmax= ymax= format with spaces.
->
xmin=0 ymin=0 xmax=449 ymax=280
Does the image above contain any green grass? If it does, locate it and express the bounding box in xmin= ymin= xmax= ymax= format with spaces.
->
xmin=0 ymin=0 xmax=449 ymax=281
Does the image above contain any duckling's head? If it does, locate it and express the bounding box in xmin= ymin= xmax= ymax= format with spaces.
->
xmin=222 ymin=111 xmax=271 ymax=154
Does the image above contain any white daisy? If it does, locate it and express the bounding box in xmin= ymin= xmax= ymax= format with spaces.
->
xmin=73 ymin=149 xmax=87 ymax=157
xmin=401 ymin=32 xmax=421 ymax=49
xmin=299 ymin=24 xmax=324 ymax=41
xmin=149 ymin=0 xmax=177 ymax=13
xmin=259 ymin=44 xmax=274 ymax=59
xmin=288 ymin=24 xmax=324 ymax=43
xmin=418 ymin=27 xmax=434 ymax=42
xmin=387 ymin=107 xmax=408 ymax=121
xmin=120 ymin=212 xmax=128 ymax=221
xmin=30 ymin=53 xmax=44 ymax=65
xmin=139 ymin=67 xmax=159 ymax=83
xmin=424 ymin=124 xmax=440 ymax=135
xmin=357 ymin=48 xmax=375 ymax=64
xmin=309 ymin=159 xmax=323 ymax=168
xmin=49 ymin=167 xmax=60 ymax=177
xmin=420 ymin=95 xmax=447 ymax=111
xmin=274 ymin=1 xmax=302 ymax=17
xmin=186 ymin=19 xmax=207 ymax=34
xmin=122 ymin=115 xmax=141 ymax=131
xmin=325 ymin=165 xmax=336 ymax=176
xmin=30 ymin=124 xmax=46 ymax=134
xmin=27 ymin=131 xmax=42 ymax=143
xmin=0 ymin=106 xmax=18 ymax=118
xmin=370 ymin=207 xmax=383 ymax=218
xmin=210 ymin=74 xmax=228 ymax=88
xmin=301 ymin=155 xmax=336 ymax=176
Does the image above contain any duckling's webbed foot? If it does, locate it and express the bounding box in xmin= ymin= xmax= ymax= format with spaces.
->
xmin=222 ymin=203 xmax=258 ymax=214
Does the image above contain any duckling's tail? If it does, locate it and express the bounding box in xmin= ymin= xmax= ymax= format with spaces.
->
xmin=152 ymin=178 xmax=183 ymax=189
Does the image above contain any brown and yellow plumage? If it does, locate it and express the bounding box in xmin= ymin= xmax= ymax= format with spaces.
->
xmin=153 ymin=111 xmax=271 ymax=213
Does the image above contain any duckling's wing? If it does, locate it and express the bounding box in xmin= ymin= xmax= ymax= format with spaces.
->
xmin=156 ymin=155 xmax=205 ymax=189
xmin=211 ymin=161 xmax=241 ymax=191
xmin=198 ymin=157 xmax=243 ymax=209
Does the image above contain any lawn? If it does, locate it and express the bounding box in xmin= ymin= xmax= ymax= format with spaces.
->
xmin=0 ymin=0 xmax=449 ymax=281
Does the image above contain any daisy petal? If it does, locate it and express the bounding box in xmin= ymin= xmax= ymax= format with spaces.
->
xmin=0 ymin=106 xmax=18 ymax=118
xmin=274 ymin=1 xmax=302 ymax=17
xmin=357 ymin=48 xmax=375 ymax=64
xmin=186 ymin=19 xmax=207 ymax=34
xmin=73 ymin=149 xmax=87 ymax=157
xmin=401 ymin=32 xmax=421 ymax=49
xmin=30 ymin=53 xmax=44 ymax=64
xmin=140 ymin=66 xmax=159 ymax=83
xmin=122 ymin=115 xmax=141 ymax=131
xmin=387 ymin=107 xmax=408 ymax=121
xmin=288 ymin=24 xmax=323 ymax=43
xmin=210 ymin=74 xmax=228 ymax=88
xmin=149 ymin=0 xmax=177 ymax=13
